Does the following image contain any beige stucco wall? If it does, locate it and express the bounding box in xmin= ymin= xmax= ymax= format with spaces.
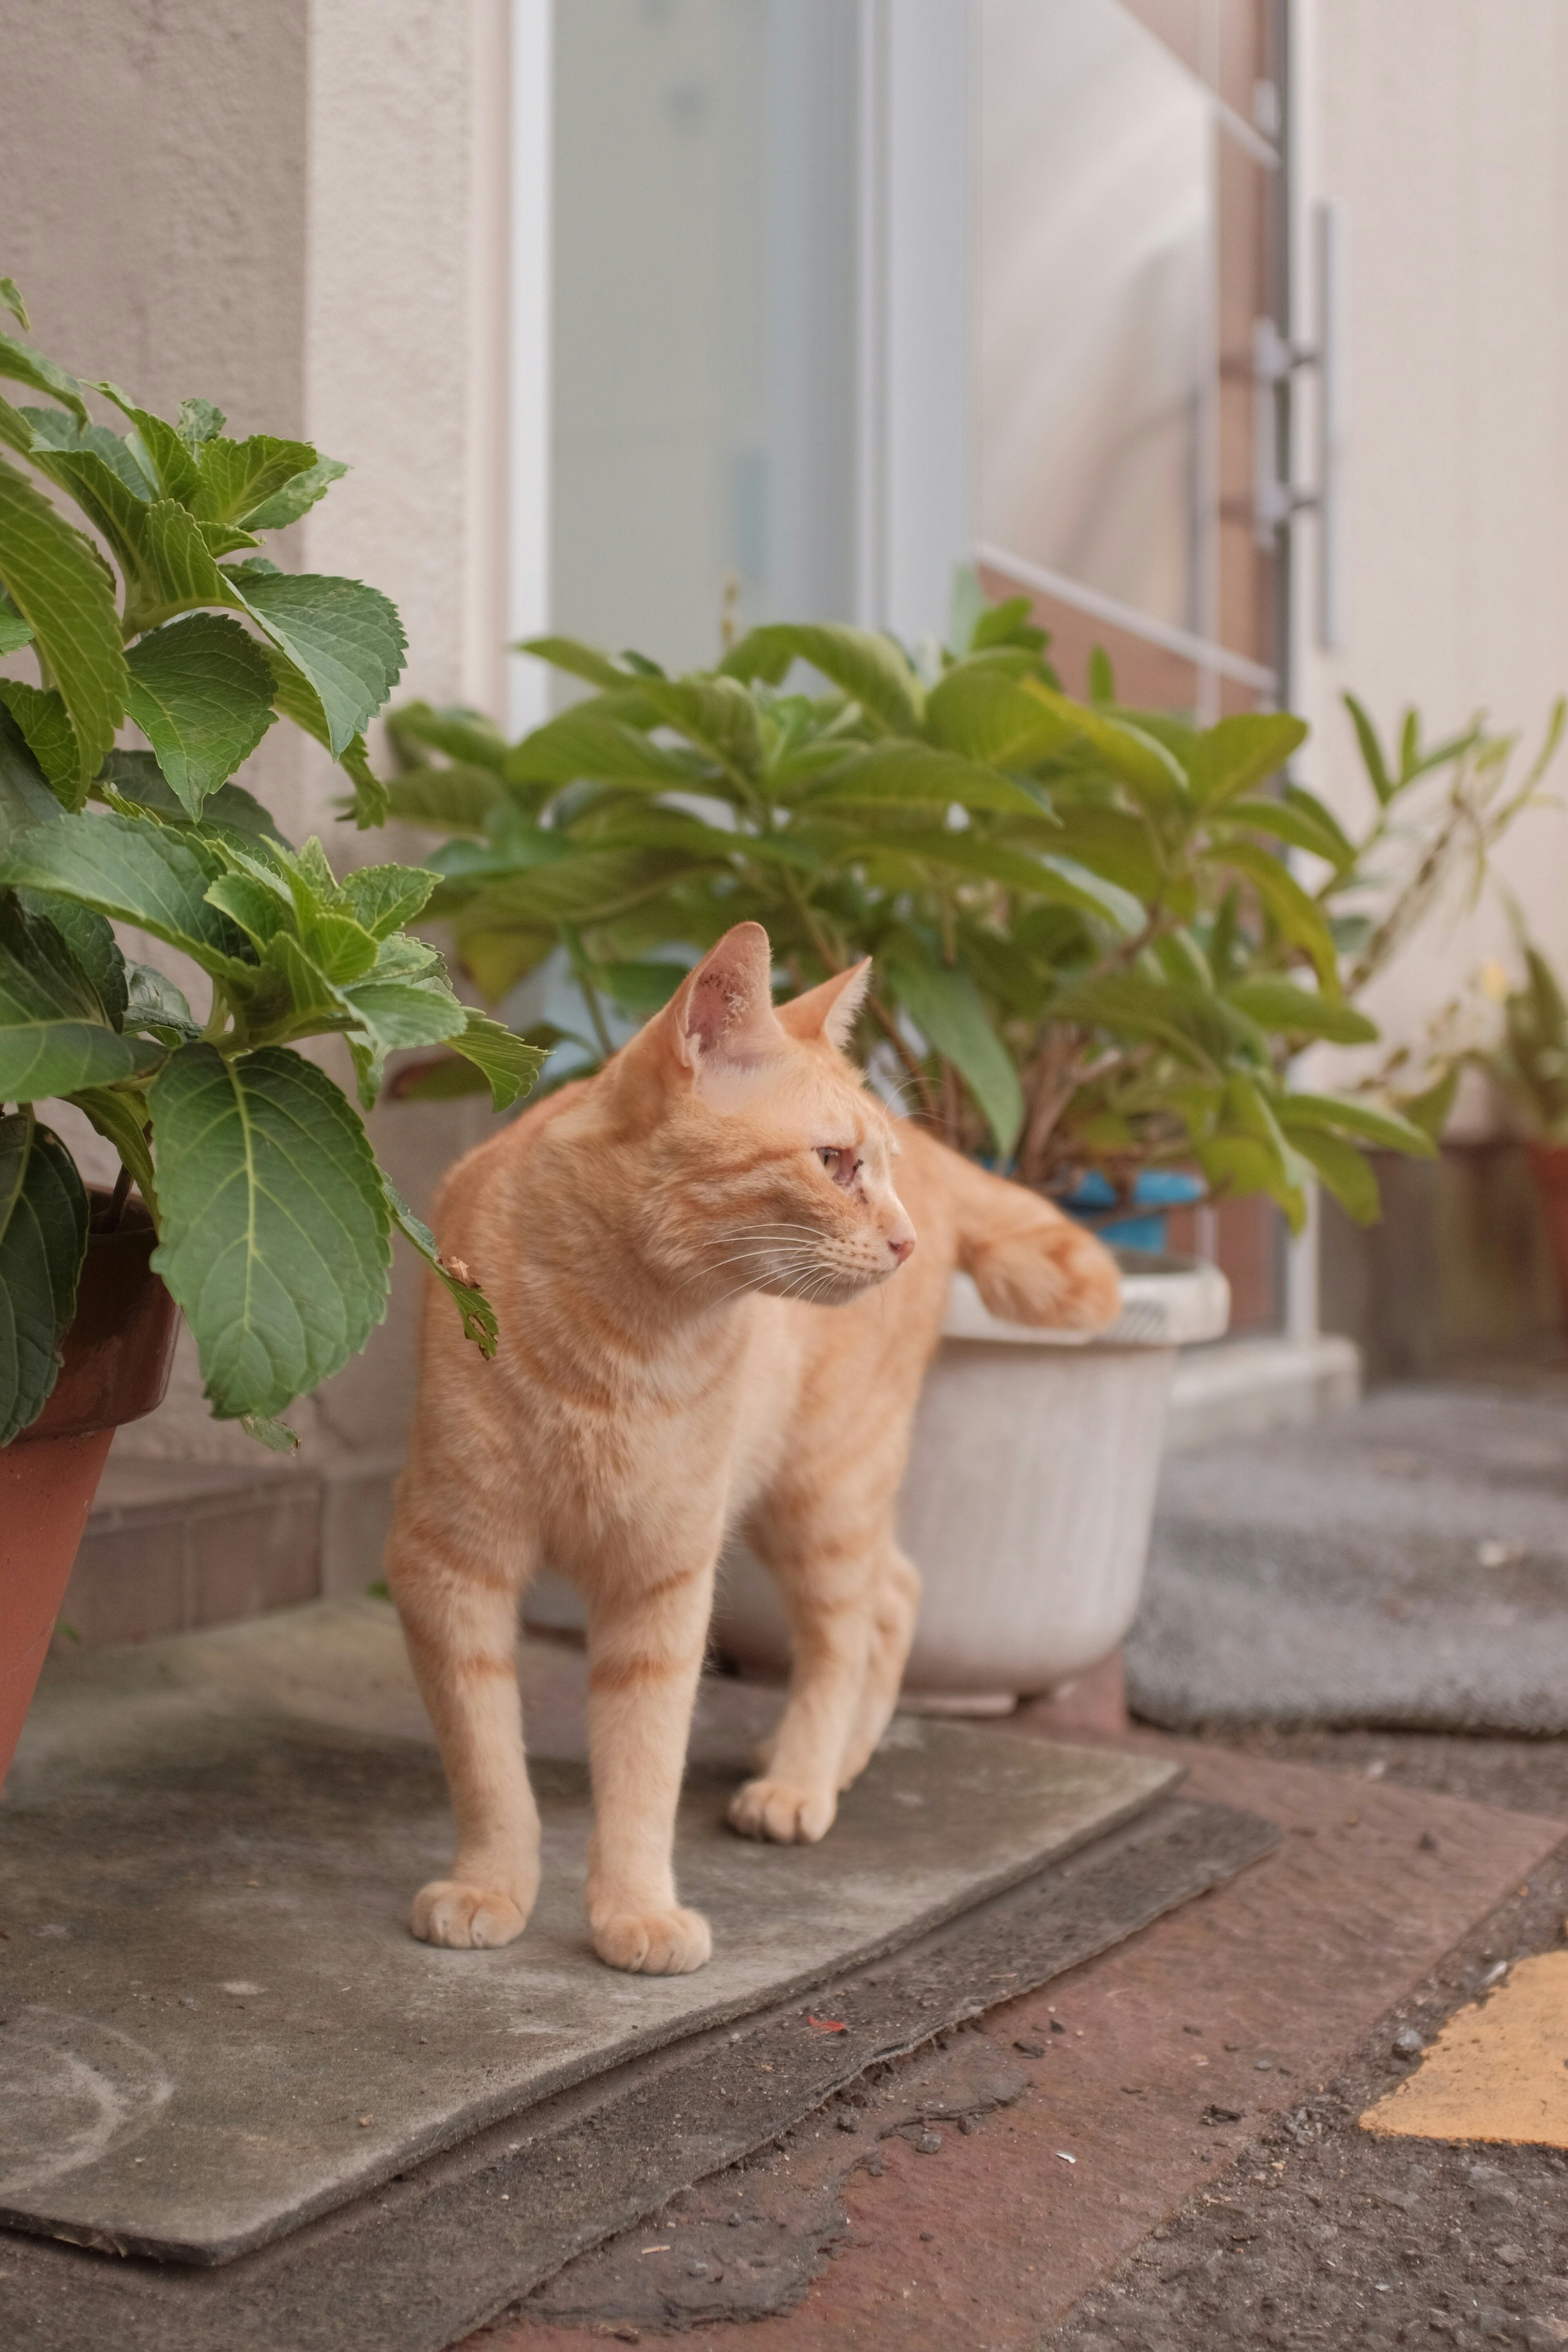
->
xmin=1296 ymin=0 xmax=1568 ymax=1118
xmin=2 ymin=0 xmax=511 ymax=1473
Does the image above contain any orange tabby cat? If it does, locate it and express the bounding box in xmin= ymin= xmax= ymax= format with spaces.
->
xmin=385 ymin=922 xmax=1119 ymax=1975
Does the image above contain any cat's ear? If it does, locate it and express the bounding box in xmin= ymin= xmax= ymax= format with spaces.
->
xmin=776 ymin=959 xmax=871 ymax=1051
xmin=669 ymin=921 xmax=782 ymax=1071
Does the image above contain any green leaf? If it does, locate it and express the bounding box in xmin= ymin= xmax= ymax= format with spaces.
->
xmin=385 ymin=1052 xmax=494 ymax=1103
xmin=1018 ymin=681 xmax=1188 ymax=803
xmin=337 ymin=864 xmax=437 ymax=938
xmin=118 ymin=496 xmax=233 ymax=632
xmin=125 ymin=962 xmax=198 ymax=1043
xmin=1343 ymin=693 xmax=1393 ymax=803
xmin=1397 ymin=1065 xmax=1461 ymax=1144
xmin=381 ymin=1176 xmax=498 ymax=1358
xmin=0 ymin=330 xmax=88 ymax=427
xmin=259 ymin=933 xmax=353 ymax=1038
xmin=0 ymin=809 xmax=248 ymax=977
xmin=1087 ymin=646 xmax=1116 ymax=704
xmin=71 ymin=1085 xmax=158 ymax=1208
xmin=177 ymin=399 xmax=226 ymax=453
xmin=97 ymin=749 xmax=287 ymax=847
xmin=339 ymin=978 xmax=466 ymax=1053
xmin=0 ymin=1109 xmax=89 ymax=1444
xmin=190 ymin=435 xmax=319 ymax=527
xmin=886 ymin=958 xmax=1024 ymax=1155
xmin=1048 ymin=807 xmax=1166 ymax=901
xmin=0 ymin=894 xmax=139 ymax=1099
xmin=384 ymin=761 xmax=503 ymax=834
xmin=17 ymin=890 xmax=125 ymax=1027
xmin=22 ymin=405 xmax=154 ymax=499
xmin=802 ymin=740 xmax=1044 ymax=816
xmin=514 ymin=634 xmax=630 ymax=692
xmin=1221 ymin=979 xmax=1378 ymax=1045
xmin=205 ymin=870 xmax=285 ymax=951
xmin=1215 ymin=796 xmax=1356 ymax=867
xmin=923 ymin=663 xmax=1069 ymax=766
xmin=0 ymin=703 xmax=62 ymax=848
xmin=504 ymin=701 xmax=700 ymax=793
xmin=1219 ymin=839 xmax=1341 ymax=994
xmin=0 ymin=280 xmax=29 ymax=333
xmin=0 ymin=456 xmax=127 ymax=791
xmin=0 ymin=583 xmax=31 ymax=655
xmin=1287 ymin=1125 xmax=1381 ymax=1223
xmin=387 ymin=699 xmax=509 ymax=774
xmin=1277 ymin=1090 xmax=1438 ymax=1157
xmin=446 ymin=1008 xmax=544 ymax=1111
xmin=91 ymin=384 xmax=203 ymax=503
xmin=456 ymin=845 xmax=711 ymax=934
xmin=263 ymin=648 xmax=388 ymax=827
xmin=633 ymin=675 xmax=764 ymax=782
xmin=1047 ymin=971 xmax=1235 ymax=1071
xmin=224 ymin=566 xmax=405 ymax=756
xmin=1197 ymin=1133 xmax=1306 ymax=1230
xmin=720 ymin=623 xmax=923 ymax=734
xmin=1185 ymin=713 xmax=1308 ymax=807
xmin=240 ymin=455 xmax=349 ymax=533
xmin=839 ymin=827 xmax=1141 ymax=932
xmin=124 ymin=612 xmax=277 ymax=815
xmin=240 ymin=1410 xmax=299 ymax=1453
xmin=0 ymin=681 xmax=79 ymax=805
xmin=147 ymin=1044 xmax=392 ymax=1420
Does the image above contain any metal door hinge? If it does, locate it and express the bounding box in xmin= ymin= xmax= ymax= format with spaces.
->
xmin=1252 ymin=202 xmax=1350 ymax=651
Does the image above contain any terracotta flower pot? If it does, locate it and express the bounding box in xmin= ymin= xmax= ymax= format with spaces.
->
xmin=0 ymin=1196 xmax=179 ymax=1791
xmin=1528 ymin=1142 xmax=1568 ymax=1330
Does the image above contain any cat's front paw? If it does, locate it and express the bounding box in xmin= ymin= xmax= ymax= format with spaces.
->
xmin=411 ymin=1878 xmax=531 ymax=1949
xmin=727 ymin=1777 xmax=837 ymax=1844
xmin=591 ymin=1904 xmax=713 ymax=1975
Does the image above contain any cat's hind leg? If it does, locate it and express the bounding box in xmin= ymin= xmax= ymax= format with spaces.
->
xmin=386 ymin=1461 xmax=540 ymax=1950
xmin=727 ymin=1499 xmax=879 ymax=1845
xmin=837 ymin=1539 xmax=920 ymax=1791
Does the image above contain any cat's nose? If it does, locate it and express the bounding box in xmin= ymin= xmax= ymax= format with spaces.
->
xmin=888 ymin=1232 xmax=915 ymax=1265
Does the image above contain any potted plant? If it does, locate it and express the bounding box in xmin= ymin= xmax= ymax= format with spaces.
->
xmin=377 ymin=591 xmax=1546 ymax=1703
xmin=0 ymin=278 xmax=538 ymax=1785
xmin=1476 ymin=941 xmax=1568 ymax=1324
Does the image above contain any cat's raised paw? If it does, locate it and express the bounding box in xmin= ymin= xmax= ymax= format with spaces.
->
xmin=591 ymin=1904 xmax=713 ymax=1975
xmin=410 ymin=1878 xmax=530 ymax=1949
xmin=727 ymin=1778 xmax=837 ymax=1844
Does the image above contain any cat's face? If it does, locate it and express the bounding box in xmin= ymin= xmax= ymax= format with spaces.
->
xmin=615 ymin=924 xmax=917 ymax=1308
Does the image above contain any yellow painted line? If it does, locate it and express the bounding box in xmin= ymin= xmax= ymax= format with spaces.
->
xmin=1361 ymin=1950 xmax=1568 ymax=2146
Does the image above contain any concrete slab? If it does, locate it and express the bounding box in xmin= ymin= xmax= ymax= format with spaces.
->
xmin=0 ymin=1789 xmax=1269 ymax=2352
xmin=0 ymin=1605 xmax=1175 ymax=2266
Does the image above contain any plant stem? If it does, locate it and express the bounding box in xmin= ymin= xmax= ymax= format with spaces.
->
xmin=103 ymin=1158 xmax=134 ymax=1231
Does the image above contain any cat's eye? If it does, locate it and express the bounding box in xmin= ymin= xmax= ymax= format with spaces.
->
xmin=815 ymin=1147 xmax=860 ymax=1188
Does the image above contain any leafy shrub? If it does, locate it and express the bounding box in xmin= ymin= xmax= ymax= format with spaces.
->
xmin=0 ymin=276 xmax=538 ymax=1448
xmin=381 ymin=586 xmax=1547 ymax=1233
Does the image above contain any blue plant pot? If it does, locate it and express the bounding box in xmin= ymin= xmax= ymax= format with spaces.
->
xmin=1062 ymin=1170 xmax=1205 ymax=1253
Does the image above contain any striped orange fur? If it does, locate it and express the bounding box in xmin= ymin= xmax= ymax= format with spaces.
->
xmin=385 ymin=922 xmax=1119 ymax=1975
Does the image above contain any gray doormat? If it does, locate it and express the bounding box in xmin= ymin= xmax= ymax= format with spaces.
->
xmin=1127 ymin=1382 xmax=1568 ymax=1732
xmin=0 ymin=1604 xmax=1174 ymax=2267
xmin=0 ymin=1791 xmax=1276 ymax=2352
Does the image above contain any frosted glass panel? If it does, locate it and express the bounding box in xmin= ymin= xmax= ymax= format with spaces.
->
xmin=551 ymin=0 xmax=857 ymax=677
xmin=978 ymin=0 xmax=1212 ymax=633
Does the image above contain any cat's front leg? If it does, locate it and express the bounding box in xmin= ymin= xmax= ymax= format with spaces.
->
xmin=583 ymin=1554 xmax=717 ymax=1974
xmin=387 ymin=1471 xmax=540 ymax=1950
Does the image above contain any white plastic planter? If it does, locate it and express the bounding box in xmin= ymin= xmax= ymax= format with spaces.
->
xmin=710 ymin=1252 xmax=1232 ymax=1709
